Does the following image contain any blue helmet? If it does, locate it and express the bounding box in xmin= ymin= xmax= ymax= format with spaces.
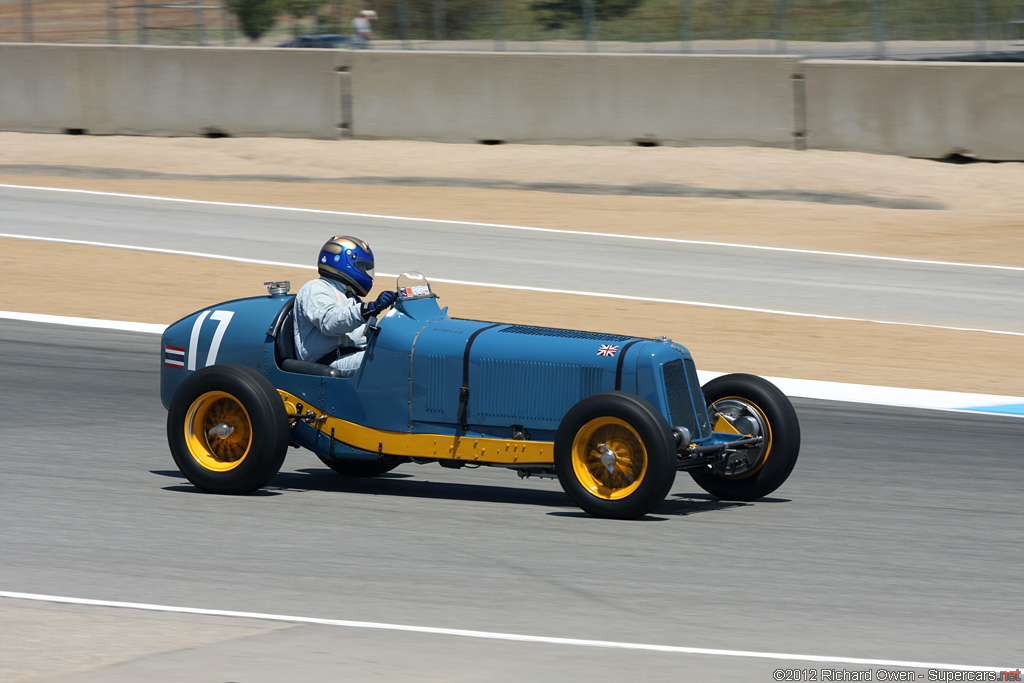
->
xmin=317 ymin=235 xmax=375 ymax=297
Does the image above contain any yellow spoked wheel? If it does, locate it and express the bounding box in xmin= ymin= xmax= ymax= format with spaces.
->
xmin=184 ymin=391 xmax=253 ymax=472
xmin=691 ymin=374 xmax=801 ymax=502
xmin=571 ymin=417 xmax=648 ymax=500
xmin=555 ymin=392 xmax=676 ymax=520
xmin=167 ymin=365 xmax=289 ymax=495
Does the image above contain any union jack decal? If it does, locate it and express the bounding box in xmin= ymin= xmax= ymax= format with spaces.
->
xmin=597 ymin=344 xmax=619 ymax=357
xmin=164 ymin=345 xmax=185 ymax=368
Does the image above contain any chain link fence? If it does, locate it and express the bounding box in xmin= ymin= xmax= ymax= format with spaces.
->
xmin=0 ymin=2 xmax=236 ymax=45
xmin=3 ymin=1 xmax=1024 ymax=59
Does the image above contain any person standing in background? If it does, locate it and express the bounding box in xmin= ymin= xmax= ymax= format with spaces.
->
xmin=352 ymin=9 xmax=376 ymax=49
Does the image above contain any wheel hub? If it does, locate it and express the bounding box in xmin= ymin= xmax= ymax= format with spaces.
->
xmin=597 ymin=443 xmax=617 ymax=473
xmin=570 ymin=417 xmax=648 ymax=500
xmin=711 ymin=398 xmax=771 ymax=478
xmin=207 ymin=422 xmax=235 ymax=440
xmin=184 ymin=391 xmax=253 ymax=472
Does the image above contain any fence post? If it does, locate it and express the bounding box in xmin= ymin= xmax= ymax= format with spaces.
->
xmin=433 ymin=0 xmax=445 ymax=41
xmin=679 ymin=0 xmax=691 ymax=53
xmin=137 ymin=2 xmax=149 ymax=44
xmin=398 ymin=0 xmax=412 ymax=48
xmin=196 ymin=6 xmax=207 ymax=45
xmin=872 ymin=0 xmax=886 ymax=58
xmin=21 ymin=0 xmax=34 ymax=42
xmin=492 ymin=0 xmax=505 ymax=51
xmin=774 ymin=0 xmax=787 ymax=54
xmin=107 ymin=0 xmax=119 ymax=43
xmin=221 ymin=2 xmax=234 ymax=46
xmin=583 ymin=0 xmax=596 ymax=51
xmin=974 ymin=0 xmax=988 ymax=53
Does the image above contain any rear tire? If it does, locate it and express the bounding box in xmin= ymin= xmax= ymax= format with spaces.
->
xmin=555 ymin=392 xmax=676 ymax=519
xmin=167 ymin=364 xmax=289 ymax=494
xmin=689 ymin=374 xmax=800 ymax=501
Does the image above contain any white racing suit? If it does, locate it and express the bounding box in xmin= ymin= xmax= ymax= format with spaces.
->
xmin=292 ymin=277 xmax=369 ymax=377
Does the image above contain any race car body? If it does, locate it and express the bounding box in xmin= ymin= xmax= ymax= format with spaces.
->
xmin=160 ymin=273 xmax=800 ymax=519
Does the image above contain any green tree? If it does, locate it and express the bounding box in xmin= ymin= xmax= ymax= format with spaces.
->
xmin=285 ymin=0 xmax=328 ymax=23
xmin=285 ymin=0 xmax=324 ymax=18
xmin=229 ymin=0 xmax=285 ymax=41
xmin=312 ymin=0 xmax=348 ymax=35
xmin=284 ymin=0 xmax=327 ymax=34
xmin=372 ymin=0 xmax=491 ymax=41
xmin=530 ymin=0 xmax=645 ymax=30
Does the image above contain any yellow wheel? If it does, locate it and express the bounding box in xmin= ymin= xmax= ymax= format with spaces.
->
xmin=167 ymin=365 xmax=289 ymax=494
xmin=570 ymin=417 xmax=648 ymax=500
xmin=555 ymin=392 xmax=676 ymax=519
xmin=184 ymin=391 xmax=253 ymax=472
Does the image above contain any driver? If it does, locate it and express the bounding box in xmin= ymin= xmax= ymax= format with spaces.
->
xmin=293 ymin=235 xmax=397 ymax=376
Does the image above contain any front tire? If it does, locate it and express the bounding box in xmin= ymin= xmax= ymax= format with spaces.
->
xmin=167 ymin=364 xmax=289 ymax=494
xmin=689 ymin=373 xmax=800 ymax=501
xmin=555 ymin=392 xmax=676 ymax=519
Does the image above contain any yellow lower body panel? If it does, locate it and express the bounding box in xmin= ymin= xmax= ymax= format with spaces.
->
xmin=279 ymin=390 xmax=554 ymax=465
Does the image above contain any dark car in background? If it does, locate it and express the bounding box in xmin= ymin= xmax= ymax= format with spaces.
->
xmin=276 ymin=34 xmax=349 ymax=49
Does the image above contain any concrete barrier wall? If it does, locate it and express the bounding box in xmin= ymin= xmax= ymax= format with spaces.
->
xmin=2 ymin=44 xmax=1024 ymax=159
xmin=349 ymin=52 xmax=801 ymax=147
xmin=803 ymin=60 xmax=1024 ymax=160
xmin=0 ymin=44 xmax=350 ymax=138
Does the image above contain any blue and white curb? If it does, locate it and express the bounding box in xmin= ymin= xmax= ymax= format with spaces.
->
xmin=699 ymin=372 xmax=1024 ymax=418
xmin=4 ymin=310 xmax=1022 ymax=418
xmin=962 ymin=402 xmax=1024 ymax=415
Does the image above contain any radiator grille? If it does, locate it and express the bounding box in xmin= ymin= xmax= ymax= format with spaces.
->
xmin=685 ymin=358 xmax=711 ymax=438
xmin=663 ymin=358 xmax=709 ymax=438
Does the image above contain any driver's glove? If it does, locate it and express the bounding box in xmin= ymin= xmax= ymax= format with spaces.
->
xmin=360 ymin=290 xmax=398 ymax=319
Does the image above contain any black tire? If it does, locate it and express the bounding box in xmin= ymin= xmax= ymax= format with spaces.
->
xmin=690 ymin=373 xmax=800 ymax=501
xmin=314 ymin=452 xmax=401 ymax=477
xmin=555 ymin=392 xmax=677 ymax=519
xmin=167 ymin=364 xmax=290 ymax=494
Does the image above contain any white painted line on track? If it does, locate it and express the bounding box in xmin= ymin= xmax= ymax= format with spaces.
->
xmin=2 ymin=183 xmax=1021 ymax=272
xmin=2 ymin=232 xmax=1022 ymax=337
xmin=0 ymin=310 xmax=167 ymax=334
xmin=0 ymin=232 xmax=318 ymax=270
xmin=415 ymin=275 xmax=1024 ymax=338
xmin=0 ymin=591 xmax=1009 ymax=672
xmin=4 ymin=310 xmax=1023 ymax=416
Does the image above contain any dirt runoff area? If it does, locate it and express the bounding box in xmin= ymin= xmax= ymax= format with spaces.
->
xmin=1 ymin=132 xmax=1022 ymax=397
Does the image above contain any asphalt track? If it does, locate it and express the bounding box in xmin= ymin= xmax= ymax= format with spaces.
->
xmin=1 ymin=319 xmax=1022 ymax=680
xmin=2 ymin=185 xmax=1023 ymax=333
xmin=1 ymin=186 xmax=1021 ymax=679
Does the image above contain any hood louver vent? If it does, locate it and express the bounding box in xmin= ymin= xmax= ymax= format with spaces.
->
xmin=501 ymin=325 xmax=632 ymax=342
xmin=478 ymin=359 xmax=604 ymax=421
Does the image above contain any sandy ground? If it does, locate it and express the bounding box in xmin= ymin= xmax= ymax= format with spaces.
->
xmin=1 ymin=132 xmax=1022 ymax=396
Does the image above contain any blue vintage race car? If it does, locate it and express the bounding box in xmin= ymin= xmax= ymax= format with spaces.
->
xmin=160 ymin=273 xmax=800 ymax=519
